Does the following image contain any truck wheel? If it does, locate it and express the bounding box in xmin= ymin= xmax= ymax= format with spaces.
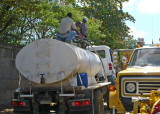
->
xmin=94 ymin=90 xmax=104 ymax=114
xmin=65 ymin=110 xmax=74 ymax=114
xmin=110 ymin=109 xmax=117 ymax=114
xmin=14 ymin=92 xmax=19 ymax=99
xmin=13 ymin=111 xmax=33 ymax=114
xmin=39 ymin=104 xmax=50 ymax=114
xmin=103 ymin=88 xmax=109 ymax=109
xmin=68 ymin=111 xmax=88 ymax=114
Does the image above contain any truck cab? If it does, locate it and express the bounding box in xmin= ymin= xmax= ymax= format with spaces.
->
xmin=109 ymin=46 xmax=160 ymax=113
xmin=87 ymin=45 xmax=116 ymax=84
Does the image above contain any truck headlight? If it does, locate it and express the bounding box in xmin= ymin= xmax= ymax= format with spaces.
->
xmin=125 ymin=82 xmax=136 ymax=93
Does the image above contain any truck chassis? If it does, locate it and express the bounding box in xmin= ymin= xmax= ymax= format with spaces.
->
xmin=12 ymin=82 xmax=110 ymax=114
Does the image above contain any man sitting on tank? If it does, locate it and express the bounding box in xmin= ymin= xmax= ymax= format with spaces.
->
xmin=57 ymin=12 xmax=82 ymax=42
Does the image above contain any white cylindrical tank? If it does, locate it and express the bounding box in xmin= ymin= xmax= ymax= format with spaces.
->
xmin=16 ymin=39 xmax=102 ymax=85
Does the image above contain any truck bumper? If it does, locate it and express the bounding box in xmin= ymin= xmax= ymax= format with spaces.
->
xmin=69 ymin=106 xmax=91 ymax=111
xmin=109 ymin=90 xmax=126 ymax=113
xmin=14 ymin=106 xmax=31 ymax=112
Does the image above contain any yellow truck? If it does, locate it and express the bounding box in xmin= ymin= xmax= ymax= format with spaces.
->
xmin=109 ymin=46 xmax=160 ymax=113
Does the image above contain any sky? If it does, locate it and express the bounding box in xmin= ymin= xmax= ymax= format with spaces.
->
xmin=123 ymin=0 xmax=160 ymax=44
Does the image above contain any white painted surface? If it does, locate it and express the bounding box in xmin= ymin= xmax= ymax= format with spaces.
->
xmin=87 ymin=45 xmax=115 ymax=77
xmin=16 ymin=39 xmax=101 ymax=84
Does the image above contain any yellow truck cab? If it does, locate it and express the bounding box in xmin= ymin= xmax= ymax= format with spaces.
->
xmin=109 ymin=46 xmax=160 ymax=113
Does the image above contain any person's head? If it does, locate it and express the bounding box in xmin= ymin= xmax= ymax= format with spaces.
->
xmin=67 ymin=12 xmax=72 ymax=18
xmin=75 ymin=21 xmax=81 ymax=27
xmin=83 ymin=17 xmax=87 ymax=23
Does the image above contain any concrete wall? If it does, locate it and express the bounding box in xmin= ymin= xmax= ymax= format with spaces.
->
xmin=0 ymin=44 xmax=21 ymax=105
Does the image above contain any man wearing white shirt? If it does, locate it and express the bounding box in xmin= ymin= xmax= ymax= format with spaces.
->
xmin=57 ymin=13 xmax=77 ymax=42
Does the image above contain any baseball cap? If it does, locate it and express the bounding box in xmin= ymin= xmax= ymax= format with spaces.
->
xmin=83 ymin=17 xmax=87 ymax=21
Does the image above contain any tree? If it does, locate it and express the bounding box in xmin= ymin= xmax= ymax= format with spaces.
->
xmin=0 ymin=0 xmax=103 ymax=46
xmin=0 ymin=0 xmax=136 ymax=49
xmin=0 ymin=0 xmax=43 ymax=45
xmin=80 ymin=0 xmax=136 ymax=49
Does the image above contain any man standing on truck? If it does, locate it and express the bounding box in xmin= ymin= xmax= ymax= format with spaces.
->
xmin=79 ymin=17 xmax=88 ymax=48
xmin=57 ymin=12 xmax=77 ymax=42
xmin=80 ymin=17 xmax=88 ymax=39
xmin=73 ymin=21 xmax=85 ymax=39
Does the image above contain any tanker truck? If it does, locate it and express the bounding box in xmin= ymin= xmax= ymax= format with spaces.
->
xmin=11 ymin=39 xmax=111 ymax=114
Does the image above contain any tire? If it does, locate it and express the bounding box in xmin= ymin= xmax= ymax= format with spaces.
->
xmin=68 ymin=111 xmax=89 ymax=114
xmin=65 ymin=110 xmax=72 ymax=114
xmin=39 ymin=104 xmax=50 ymax=114
xmin=110 ymin=108 xmax=117 ymax=114
xmin=103 ymin=87 xmax=109 ymax=109
xmin=14 ymin=92 xmax=19 ymax=99
xmin=94 ymin=90 xmax=104 ymax=114
xmin=13 ymin=111 xmax=33 ymax=114
xmin=107 ymin=75 xmax=115 ymax=85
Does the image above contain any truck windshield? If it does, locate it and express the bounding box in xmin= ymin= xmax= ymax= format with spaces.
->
xmin=129 ymin=48 xmax=160 ymax=67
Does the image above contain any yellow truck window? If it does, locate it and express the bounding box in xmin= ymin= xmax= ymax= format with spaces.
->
xmin=129 ymin=48 xmax=160 ymax=66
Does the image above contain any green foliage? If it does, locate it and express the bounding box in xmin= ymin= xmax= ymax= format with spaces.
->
xmin=125 ymin=36 xmax=137 ymax=49
xmin=0 ymin=0 xmax=136 ymax=49
xmin=81 ymin=0 xmax=136 ymax=49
